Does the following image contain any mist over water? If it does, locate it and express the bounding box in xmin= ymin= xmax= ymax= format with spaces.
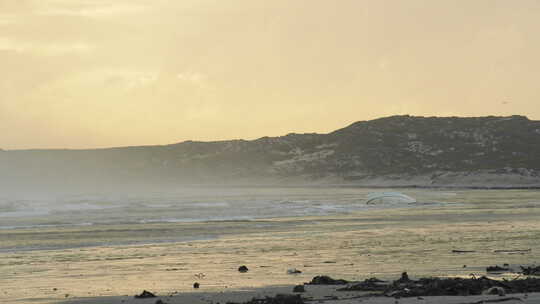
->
xmin=2 ymin=186 xmax=539 ymax=253
xmin=0 ymin=186 xmax=453 ymax=251
xmin=0 ymin=187 xmax=442 ymax=229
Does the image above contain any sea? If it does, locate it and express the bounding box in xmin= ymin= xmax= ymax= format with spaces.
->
xmin=1 ymin=186 xmax=539 ymax=252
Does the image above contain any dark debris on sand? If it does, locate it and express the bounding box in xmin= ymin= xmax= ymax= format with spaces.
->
xmin=486 ymin=265 xmax=511 ymax=272
xmin=521 ymin=265 xmax=540 ymax=276
xmin=292 ymin=285 xmax=305 ymax=293
xmin=337 ymin=277 xmax=388 ymax=292
xmin=238 ymin=266 xmax=249 ymax=273
xmin=330 ymin=272 xmax=540 ymax=298
xmin=307 ymin=275 xmax=349 ymax=285
xmin=227 ymin=294 xmax=304 ymax=304
xmin=134 ymin=290 xmax=157 ymax=299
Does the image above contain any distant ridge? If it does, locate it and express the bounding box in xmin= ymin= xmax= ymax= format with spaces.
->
xmin=2 ymin=115 xmax=540 ymax=189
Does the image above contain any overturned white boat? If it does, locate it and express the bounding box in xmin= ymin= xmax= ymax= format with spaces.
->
xmin=365 ymin=192 xmax=416 ymax=205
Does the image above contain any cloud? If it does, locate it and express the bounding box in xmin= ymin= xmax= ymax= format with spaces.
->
xmin=378 ymin=57 xmax=390 ymax=70
xmin=36 ymin=4 xmax=149 ymax=18
xmin=0 ymin=38 xmax=93 ymax=55
xmin=0 ymin=15 xmax=17 ymax=25
xmin=176 ymin=72 xmax=207 ymax=88
xmin=53 ymin=68 xmax=159 ymax=90
xmin=0 ymin=0 xmax=150 ymax=18
xmin=107 ymin=71 xmax=158 ymax=89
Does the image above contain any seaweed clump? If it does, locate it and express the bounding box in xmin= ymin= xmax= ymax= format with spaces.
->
xmin=335 ymin=272 xmax=540 ymax=297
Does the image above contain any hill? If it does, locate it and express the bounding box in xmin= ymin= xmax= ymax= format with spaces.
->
xmin=2 ymin=115 xmax=540 ymax=190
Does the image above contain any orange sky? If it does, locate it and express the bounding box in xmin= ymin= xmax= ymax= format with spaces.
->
xmin=1 ymin=0 xmax=539 ymax=149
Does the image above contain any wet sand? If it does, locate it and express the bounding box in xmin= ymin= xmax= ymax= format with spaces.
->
xmin=1 ymin=190 xmax=540 ymax=303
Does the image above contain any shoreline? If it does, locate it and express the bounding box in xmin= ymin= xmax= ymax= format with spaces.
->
xmin=53 ymin=278 xmax=540 ymax=304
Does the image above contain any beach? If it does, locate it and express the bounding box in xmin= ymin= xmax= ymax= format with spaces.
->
xmin=1 ymin=187 xmax=540 ymax=304
xmin=4 ymin=0 xmax=540 ymax=302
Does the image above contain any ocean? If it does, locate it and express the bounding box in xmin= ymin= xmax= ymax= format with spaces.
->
xmin=0 ymin=186 xmax=456 ymax=251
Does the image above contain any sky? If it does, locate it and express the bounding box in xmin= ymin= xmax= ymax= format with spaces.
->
xmin=1 ymin=0 xmax=539 ymax=150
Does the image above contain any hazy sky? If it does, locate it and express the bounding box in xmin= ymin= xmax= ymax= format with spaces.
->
xmin=1 ymin=0 xmax=539 ymax=149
